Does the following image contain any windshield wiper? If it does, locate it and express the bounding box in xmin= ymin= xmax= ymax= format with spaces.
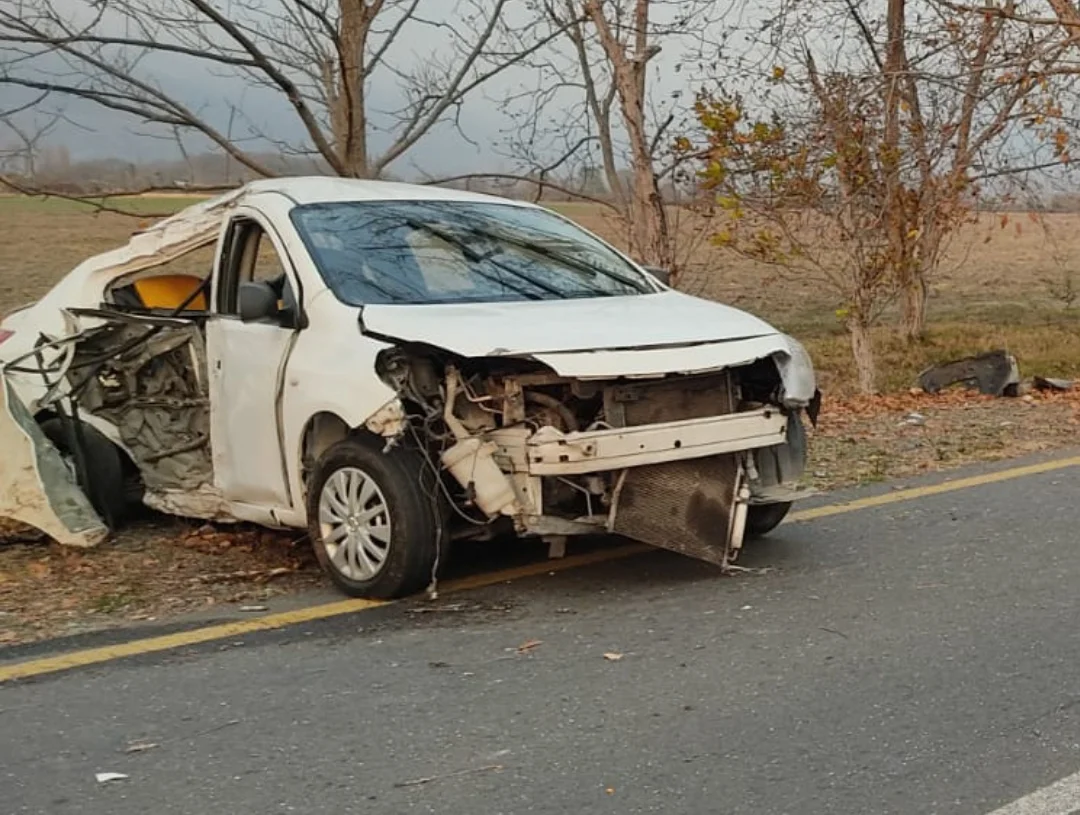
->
xmin=405 ymin=219 xmax=560 ymax=300
xmin=463 ymin=226 xmax=650 ymax=293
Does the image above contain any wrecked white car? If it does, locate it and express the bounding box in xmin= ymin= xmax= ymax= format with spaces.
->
xmin=0 ymin=178 xmax=819 ymax=598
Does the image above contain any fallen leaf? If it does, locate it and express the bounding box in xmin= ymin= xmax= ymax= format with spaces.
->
xmin=123 ymin=741 xmax=159 ymax=754
xmin=517 ymin=638 xmax=543 ymax=654
xmin=603 ymin=652 xmax=624 ymax=661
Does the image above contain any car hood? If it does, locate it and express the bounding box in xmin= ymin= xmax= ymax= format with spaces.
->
xmin=358 ymin=291 xmax=815 ymax=395
xmin=360 ymin=291 xmax=778 ymax=357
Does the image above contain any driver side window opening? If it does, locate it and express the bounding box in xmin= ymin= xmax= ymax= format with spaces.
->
xmin=219 ymin=217 xmax=300 ymax=326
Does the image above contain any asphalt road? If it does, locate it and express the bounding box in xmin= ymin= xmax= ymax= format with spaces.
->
xmin=3 ymin=457 xmax=1080 ymax=814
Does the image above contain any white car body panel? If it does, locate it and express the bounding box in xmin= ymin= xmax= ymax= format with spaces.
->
xmin=358 ymin=291 xmax=776 ymax=357
xmin=207 ymin=318 xmax=294 ymax=508
xmin=531 ymin=336 xmax=800 ymax=380
xmin=1 ymin=191 xmax=242 ymax=367
xmin=360 ymin=294 xmax=815 ymax=401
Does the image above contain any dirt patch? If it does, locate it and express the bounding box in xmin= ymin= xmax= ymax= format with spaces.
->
xmin=809 ymin=387 xmax=1080 ymax=490
xmin=0 ymin=519 xmax=321 ymax=646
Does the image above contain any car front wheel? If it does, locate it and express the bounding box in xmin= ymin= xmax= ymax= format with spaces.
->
xmin=745 ymin=501 xmax=793 ymax=538
xmin=307 ymin=435 xmax=443 ymax=599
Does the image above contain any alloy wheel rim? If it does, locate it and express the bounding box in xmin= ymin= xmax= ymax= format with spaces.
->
xmin=318 ymin=466 xmax=392 ymax=581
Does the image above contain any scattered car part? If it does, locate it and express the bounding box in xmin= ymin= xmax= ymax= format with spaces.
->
xmin=917 ymin=350 xmax=1020 ymax=397
xmin=1033 ymin=376 xmax=1073 ymax=392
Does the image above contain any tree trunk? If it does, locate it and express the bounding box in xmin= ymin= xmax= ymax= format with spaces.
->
xmin=901 ymin=277 xmax=928 ymax=342
xmin=848 ymin=316 xmax=877 ymax=394
xmin=333 ymin=0 xmax=374 ymax=178
xmin=628 ymin=167 xmax=672 ymax=270
xmin=584 ymin=0 xmax=673 ymax=274
xmin=901 ymin=225 xmax=939 ymax=343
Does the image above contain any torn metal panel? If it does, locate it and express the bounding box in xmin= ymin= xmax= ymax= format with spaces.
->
xmin=0 ymin=189 xmax=242 ymax=369
xmin=67 ymin=314 xmax=213 ymax=491
xmin=0 ymin=375 xmax=108 ymax=547
xmin=142 ymin=484 xmax=233 ymax=521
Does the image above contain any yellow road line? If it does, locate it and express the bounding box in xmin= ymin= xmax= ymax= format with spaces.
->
xmin=3 ymin=454 xmax=1079 ymax=684
xmin=0 ymin=544 xmax=647 ymax=684
xmin=786 ymin=455 xmax=1080 ymax=523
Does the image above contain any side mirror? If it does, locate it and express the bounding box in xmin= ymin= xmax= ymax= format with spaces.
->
xmin=642 ymin=265 xmax=672 ymax=287
xmin=238 ymin=281 xmax=279 ymax=323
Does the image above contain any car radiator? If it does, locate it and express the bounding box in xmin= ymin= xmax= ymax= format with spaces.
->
xmin=605 ymin=371 xmax=746 ymax=566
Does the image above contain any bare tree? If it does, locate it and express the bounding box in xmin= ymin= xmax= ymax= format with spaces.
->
xmin=0 ymin=0 xmax=559 ymax=187
xmin=0 ymin=93 xmax=59 ymax=177
xmin=441 ymin=0 xmax=728 ymax=282
xmin=685 ymin=0 xmax=1080 ymax=389
xmin=799 ymin=0 xmax=1077 ymax=342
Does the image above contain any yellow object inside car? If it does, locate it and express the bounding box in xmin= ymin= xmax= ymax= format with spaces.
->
xmin=132 ymin=275 xmax=207 ymax=310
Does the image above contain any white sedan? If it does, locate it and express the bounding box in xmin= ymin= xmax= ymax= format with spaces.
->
xmin=0 ymin=178 xmax=819 ymax=598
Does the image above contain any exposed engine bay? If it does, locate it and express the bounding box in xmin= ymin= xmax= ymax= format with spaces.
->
xmin=376 ymin=345 xmax=812 ymax=566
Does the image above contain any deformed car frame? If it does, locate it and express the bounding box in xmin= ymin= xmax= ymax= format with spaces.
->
xmin=0 ymin=178 xmax=820 ymax=598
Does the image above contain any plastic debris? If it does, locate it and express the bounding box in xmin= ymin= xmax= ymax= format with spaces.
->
xmin=917 ymin=351 xmax=1020 ymax=397
xmin=1033 ymin=376 xmax=1073 ymax=392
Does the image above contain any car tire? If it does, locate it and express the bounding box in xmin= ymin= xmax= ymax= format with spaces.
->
xmin=745 ymin=501 xmax=792 ymax=538
xmin=307 ymin=435 xmax=444 ymax=599
xmin=39 ymin=416 xmax=129 ymax=529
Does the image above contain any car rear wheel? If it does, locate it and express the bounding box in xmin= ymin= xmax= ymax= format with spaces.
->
xmin=307 ymin=435 xmax=443 ymax=599
xmin=39 ymin=416 xmax=130 ymax=529
xmin=745 ymin=501 xmax=793 ymax=538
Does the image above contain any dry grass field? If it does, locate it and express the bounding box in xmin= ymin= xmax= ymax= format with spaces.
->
xmin=3 ymin=194 xmax=1080 ymax=394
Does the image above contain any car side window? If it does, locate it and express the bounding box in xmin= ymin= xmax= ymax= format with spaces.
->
xmin=218 ymin=218 xmax=299 ymax=325
xmin=250 ymin=231 xmax=287 ymax=285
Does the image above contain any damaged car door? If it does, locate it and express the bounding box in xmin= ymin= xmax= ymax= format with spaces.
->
xmin=206 ymin=212 xmax=302 ymax=515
